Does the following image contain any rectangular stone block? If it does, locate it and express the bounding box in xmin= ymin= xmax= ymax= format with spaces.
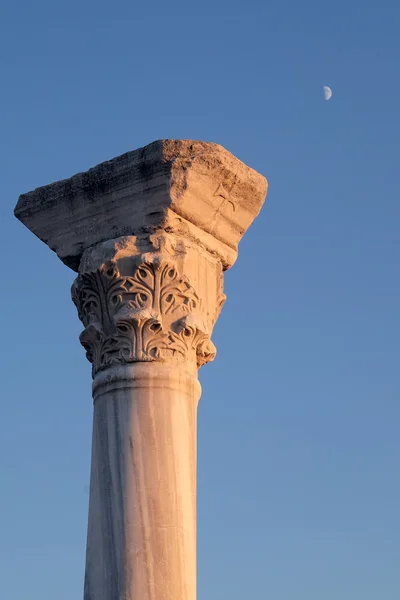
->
xmin=15 ymin=140 xmax=267 ymax=271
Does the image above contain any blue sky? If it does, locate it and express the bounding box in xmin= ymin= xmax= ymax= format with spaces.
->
xmin=1 ymin=0 xmax=399 ymax=598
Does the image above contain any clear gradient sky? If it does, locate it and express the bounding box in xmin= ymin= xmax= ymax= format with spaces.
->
xmin=1 ymin=1 xmax=399 ymax=598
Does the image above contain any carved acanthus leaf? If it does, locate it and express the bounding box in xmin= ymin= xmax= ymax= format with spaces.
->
xmin=72 ymin=259 xmax=215 ymax=374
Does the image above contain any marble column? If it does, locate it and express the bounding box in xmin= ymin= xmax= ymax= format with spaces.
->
xmin=14 ymin=140 xmax=268 ymax=600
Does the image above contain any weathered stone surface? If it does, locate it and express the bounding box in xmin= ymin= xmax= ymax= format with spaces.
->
xmin=14 ymin=139 xmax=267 ymax=271
xmin=14 ymin=139 xmax=268 ymax=600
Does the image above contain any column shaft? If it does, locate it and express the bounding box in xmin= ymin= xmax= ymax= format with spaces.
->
xmin=84 ymin=364 xmax=201 ymax=600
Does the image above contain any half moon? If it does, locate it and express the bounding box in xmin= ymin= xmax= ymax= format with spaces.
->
xmin=323 ymin=86 xmax=332 ymax=101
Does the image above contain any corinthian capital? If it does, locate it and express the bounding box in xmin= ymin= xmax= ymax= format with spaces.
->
xmin=15 ymin=139 xmax=267 ymax=374
xmin=71 ymin=235 xmax=222 ymax=374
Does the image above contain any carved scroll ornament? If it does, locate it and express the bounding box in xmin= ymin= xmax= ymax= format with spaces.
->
xmin=71 ymin=259 xmax=216 ymax=375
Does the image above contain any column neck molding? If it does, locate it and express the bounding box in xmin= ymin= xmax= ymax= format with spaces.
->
xmin=92 ymin=363 xmax=202 ymax=403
